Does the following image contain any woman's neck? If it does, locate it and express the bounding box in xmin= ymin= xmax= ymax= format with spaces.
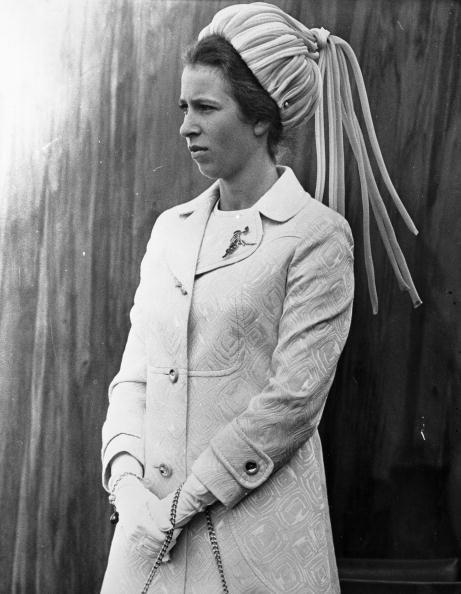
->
xmin=218 ymin=159 xmax=279 ymax=211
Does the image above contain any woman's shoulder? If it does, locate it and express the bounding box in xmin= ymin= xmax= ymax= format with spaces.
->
xmin=267 ymin=166 xmax=352 ymax=246
xmin=291 ymin=193 xmax=354 ymax=249
xmin=165 ymin=181 xmax=220 ymax=218
xmin=148 ymin=196 xmax=197 ymax=233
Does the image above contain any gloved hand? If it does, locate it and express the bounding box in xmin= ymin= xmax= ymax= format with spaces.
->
xmin=111 ymin=471 xmax=217 ymax=562
xmin=113 ymin=475 xmax=182 ymax=561
xmin=161 ymin=473 xmax=217 ymax=529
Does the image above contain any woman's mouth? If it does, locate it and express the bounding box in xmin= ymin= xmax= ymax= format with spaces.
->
xmin=189 ymin=145 xmax=208 ymax=159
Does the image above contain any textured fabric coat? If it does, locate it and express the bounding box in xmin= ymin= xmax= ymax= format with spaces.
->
xmin=101 ymin=167 xmax=354 ymax=593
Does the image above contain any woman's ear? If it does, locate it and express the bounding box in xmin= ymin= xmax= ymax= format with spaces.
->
xmin=253 ymin=119 xmax=271 ymax=137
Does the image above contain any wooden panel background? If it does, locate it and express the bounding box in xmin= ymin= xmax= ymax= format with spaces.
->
xmin=0 ymin=0 xmax=459 ymax=591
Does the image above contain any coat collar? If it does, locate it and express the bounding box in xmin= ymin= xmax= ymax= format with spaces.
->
xmin=175 ymin=166 xmax=309 ymax=222
xmin=167 ymin=167 xmax=309 ymax=293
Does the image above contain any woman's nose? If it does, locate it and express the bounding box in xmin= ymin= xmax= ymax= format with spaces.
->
xmin=179 ymin=111 xmax=200 ymax=138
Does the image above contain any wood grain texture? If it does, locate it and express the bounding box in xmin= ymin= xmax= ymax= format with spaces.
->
xmin=0 ymin=0 xmax=459 ymax=591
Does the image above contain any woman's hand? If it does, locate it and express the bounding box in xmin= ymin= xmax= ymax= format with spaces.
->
xmin=113 ymin=475 xmax=182 ymax=561
xmin=111 ymin=471 xmax=216 ymax=562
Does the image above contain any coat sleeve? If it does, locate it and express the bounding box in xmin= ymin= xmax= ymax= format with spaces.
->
xmin=101 ymin=212 xmax=167 ymax=491
xmin=191 ymin=214 xmax=354 ymax=508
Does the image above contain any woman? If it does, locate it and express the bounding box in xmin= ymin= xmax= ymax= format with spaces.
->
xmin=101 ymin=3 xmax=419 ymax=593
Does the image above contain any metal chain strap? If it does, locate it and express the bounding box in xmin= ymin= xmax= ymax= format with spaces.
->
xmin=141 ymin=483 xmax=183 ymax=594
xmin=140 ymin=486 xmax=229 ymax=594
xmin=205 ymin=508 xmax=229 ymax=594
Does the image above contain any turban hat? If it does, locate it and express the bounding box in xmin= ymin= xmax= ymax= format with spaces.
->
xmin=198 ymin=3 xmax=421 ymax=313
xmin=199 ymin=2 xmax=328 ymax=129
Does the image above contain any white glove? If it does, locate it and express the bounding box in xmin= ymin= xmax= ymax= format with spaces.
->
xmin=170 ymin=473 xmax=217 ymax=527
xmin=113 ymin=475 xmax=182 ymax=561
xmin=110 ymin=456 xmax=217 ymax=562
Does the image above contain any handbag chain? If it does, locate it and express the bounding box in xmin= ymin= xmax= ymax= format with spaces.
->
xmin=205 ymin=508 xmax=229 ymax=593
xmin=141 ymin=486 xmax=229 ymax=593
xmin=141 ymin=483 xmax=183 ymax=594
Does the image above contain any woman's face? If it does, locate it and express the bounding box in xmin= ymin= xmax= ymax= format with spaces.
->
xmin=179 ymin=65 xmax=260 ymax=181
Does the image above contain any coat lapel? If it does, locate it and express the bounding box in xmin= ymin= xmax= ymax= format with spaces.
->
xmin=165 ymin=182 xmax=219 ymax=294
xmin=165 ymin=167 xmax=310 ymax=289
xmin=195 ymin=212 xmax=263 ymax=276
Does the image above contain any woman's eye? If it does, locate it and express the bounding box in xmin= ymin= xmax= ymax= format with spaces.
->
xmin=178 ymin=103 xmax=214 ymax=114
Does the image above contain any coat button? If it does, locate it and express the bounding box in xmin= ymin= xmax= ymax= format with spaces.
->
xmin=168 ymin=368 xmax=179 ymax=383
xmin=245 ymin=461 xmax=259 ymax=475
xmin=158 ymin=463 xmax=172 ymax=478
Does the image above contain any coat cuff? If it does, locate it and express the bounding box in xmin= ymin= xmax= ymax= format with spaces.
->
xmin=101 ymin=434 xmax=144 ymax=491
xmin=191 ymin=421 xmax=274 ymax=508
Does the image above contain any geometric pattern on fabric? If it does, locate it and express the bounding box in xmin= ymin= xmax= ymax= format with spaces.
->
xmin=101 ymin=167 xmax=352 ymax=593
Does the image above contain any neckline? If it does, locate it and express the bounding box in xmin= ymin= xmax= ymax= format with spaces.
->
xmin=213 ymin=197 xmax=258 ymax=217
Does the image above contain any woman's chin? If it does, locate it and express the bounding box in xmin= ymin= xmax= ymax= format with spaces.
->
xmin=195 ymin=162 xmax=220 ymax=180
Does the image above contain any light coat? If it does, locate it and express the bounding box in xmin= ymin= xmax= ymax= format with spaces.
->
xmin=101 ymin=167 xmax=354 ymax=593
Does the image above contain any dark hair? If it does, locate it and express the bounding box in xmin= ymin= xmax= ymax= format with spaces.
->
xmin=183 ymin=34 xmax=283 ymax=161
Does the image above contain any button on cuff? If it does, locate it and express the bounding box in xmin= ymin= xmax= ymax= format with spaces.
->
xmin=206 ymin=422 xmax=274 ymax=490
xmin=245 ymin=460 xmax=259 ymax=475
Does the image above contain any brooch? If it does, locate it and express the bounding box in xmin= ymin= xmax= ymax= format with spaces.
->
xmin=222 ymin=226 xmax=256 ymax=258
